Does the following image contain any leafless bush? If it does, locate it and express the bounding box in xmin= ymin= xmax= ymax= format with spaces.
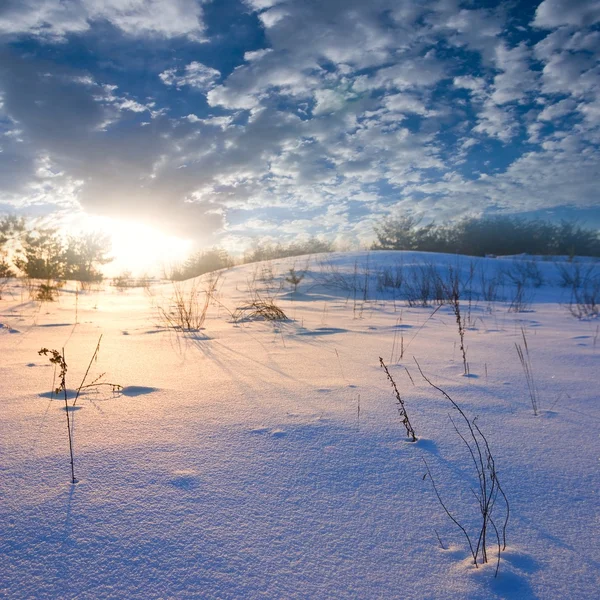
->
xmin=504 ymin=259 xmax=544 ymax=289
xmin=404 ymin=265 xmax=434 ymax=307
xmin=316 ymin=257 xmax=365 ymax=295
xmin=415 ymin=359 xmax=509 ymax=576
xmin=37 ymin=282 xmax=59 ymax=302
xmin=232 ymin=299 xmax=287 ymax=321
xmin=376 ymin=261 xmax=404 ymax=293
xmin=112 ymin=272 xmax=153 ymax=291
xmin=430 ymin=264 xmax=448 ymax=305
xmin=158 ymin=274 xmax=220 ymax=331
xmin=233 ymin=271 xmax=287 ymax=322
xmin=314 ymin=256 xmax=372 ymax=317
xmin=479 ymin=266 xmax=503 ymax=303
xmin=508 ymin=281 xmax=532 ymax=313
xmin=554 ymin=261 xmax=596 ymax=289
xmin=567 ymin=277 xmax=600 ymax=319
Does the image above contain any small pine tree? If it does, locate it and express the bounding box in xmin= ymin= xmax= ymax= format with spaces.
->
xmin=63 ymin=232 xmax=112 ymax=282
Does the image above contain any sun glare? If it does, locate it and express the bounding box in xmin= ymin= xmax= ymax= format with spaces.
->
xmin=80 ymin=216 xmax=193 ymax=277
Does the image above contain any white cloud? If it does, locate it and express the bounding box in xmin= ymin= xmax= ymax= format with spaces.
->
xmin=313 ymin=89 xmax=349 ymax=115
xmin=373 ymin=51 xmax=447 ymax=90
xmin=426 ymin=2 xmax=503 ymax=62
xmin=244 ymin=49 xmax=272 ymax=62
xmin=384 ymin=93 xmax=429 ymax=115
xmin=491 ymin=42 xmax=538 ymax=105
xmin=159 ymin=62 xmax=220 ymax=90
xmin=0 ymin=0 xmax=206 ymax=41
xmin=0 ymin=1 xmax=88 ymax=40
xmin=534 ymin=0 xmax=600 ymax=29
xmin=472 ymin=100 xmax=518 ymax=142
xmin=538 ymin=98 xmax=578 ymax=121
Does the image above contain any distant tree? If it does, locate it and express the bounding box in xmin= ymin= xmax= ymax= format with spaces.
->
xmin=63 ymin=232 xmax=112 ymax=282
xmin=0 ymin=215 xmax=25 ymax=279
xmin=243 ymin=237 xmax=334 ymax=263
xmin=0 ymin=260 xmax=12 ymax=279
xmin=14 ymin=227 xmax=65 ymax=280
xmin=552 ymin=220 xmax=600 ymax=257
xmin=171 ymin=248 xmax=233 ymax=280
xmin=373 ymin=216 xmax=439 ymax=251
xmin=373 ymin=214 xmax=600 ymax=257
xmin=0 ymin=214 xmax=25 ymax=245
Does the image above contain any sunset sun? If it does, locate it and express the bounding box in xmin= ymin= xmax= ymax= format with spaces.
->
xmin=81 ymin=216 xmax=194 ymax=276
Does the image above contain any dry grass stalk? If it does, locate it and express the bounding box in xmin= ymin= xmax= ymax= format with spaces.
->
xmin=515 ymin=327 xmax=539 ymax=415
xmin=37 ymin=347 xmax=76 ymax=483
xmin=379 ymin=357 xmax=417 ymax=442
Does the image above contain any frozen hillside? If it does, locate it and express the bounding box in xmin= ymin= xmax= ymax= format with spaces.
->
xmin=1 ymin=251 xmax=599 ymax=599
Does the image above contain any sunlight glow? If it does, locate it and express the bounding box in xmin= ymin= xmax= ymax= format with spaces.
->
xmin=78 ymin=216 xmax=193 ymax=277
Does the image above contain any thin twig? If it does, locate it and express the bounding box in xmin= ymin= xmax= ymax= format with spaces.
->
xmin=73 ymin=334 xmax=103 ymax=406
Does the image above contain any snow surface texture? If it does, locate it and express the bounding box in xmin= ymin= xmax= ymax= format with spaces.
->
xmin=1 ymin=252 xmax=599 ymax=599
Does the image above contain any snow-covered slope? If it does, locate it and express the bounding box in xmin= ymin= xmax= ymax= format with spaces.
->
xmin=1 ymin=251 xmax=598 ymax=599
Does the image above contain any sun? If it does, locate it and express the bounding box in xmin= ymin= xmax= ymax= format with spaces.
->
xmin=76 ymin=215 xmax=193 ymax=277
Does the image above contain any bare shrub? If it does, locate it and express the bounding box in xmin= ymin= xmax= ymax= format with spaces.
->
xmin=415 ymin=359 xmax=510 ymax=576
xmin=554 ymin=261 xmax=594 ymax=289
xmin=504 ymin=259 xmax=544 ymax=289
xmin=561 ymin=263 xmax=600 ymax=319
xmin=233 ymin=298 xmax=287 ymax=322
xmin=404 ymin=265 xmax=434 ymax=307
xmin=112 ymin=271 xmax=132 ymax=291
xmin=376 ymin=261 xmax=404 ymax=293
xmin=568 ymin=278 xmax=600 ymax=319
xmin=314 ymin=256 xmax=372 ymax=317
xmin=316 ymin=257 xmax=364 ymax=295
xmin=37 ymin=282 xmax=59 ymax=302
xmin=508 ymin=281 xmax=532 ymax=313
xmin=158 ymin=274 xmax=220 ymax=331
xmin=479 ymin=266 xmax=503 ymax=303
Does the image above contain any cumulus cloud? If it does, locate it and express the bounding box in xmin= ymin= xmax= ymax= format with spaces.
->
xmin=534 ymin=0 xmax=600 ymax=29
xmin=160 ymin=62 xmax=220 ymax=90
xmin=0 ymin=0 xmax=206 ymax=41
xmin=1 ymin=0 xmax=599 ymax=246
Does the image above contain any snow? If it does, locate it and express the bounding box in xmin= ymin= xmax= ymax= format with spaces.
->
xmin=1 ymin=251 xmax=599 ymax=599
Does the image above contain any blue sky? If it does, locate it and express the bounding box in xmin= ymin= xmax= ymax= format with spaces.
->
xmin=0 ymin=0 xmax=599 ymax=252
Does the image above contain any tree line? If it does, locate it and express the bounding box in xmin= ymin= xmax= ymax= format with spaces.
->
xmin=0 ymin=215 xmax=112 ymax=283
xmin=169 ymin=238 xmax=334 ymax=280
xmin=372 ymin=215 xmax=600 ymax=257
xmin=3 ymin=213 xmax=598 ymax=291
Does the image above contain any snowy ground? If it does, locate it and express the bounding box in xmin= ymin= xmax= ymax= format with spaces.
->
xmin=1 ymin=251 xmax=599 ymax=599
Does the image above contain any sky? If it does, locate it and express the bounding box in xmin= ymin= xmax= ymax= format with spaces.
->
xmin=1 ymin=0 xmax=599 ymax=261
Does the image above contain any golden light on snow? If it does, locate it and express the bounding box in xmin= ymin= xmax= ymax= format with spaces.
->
xmin=79 ymin=215 xmax=193 ymax=276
